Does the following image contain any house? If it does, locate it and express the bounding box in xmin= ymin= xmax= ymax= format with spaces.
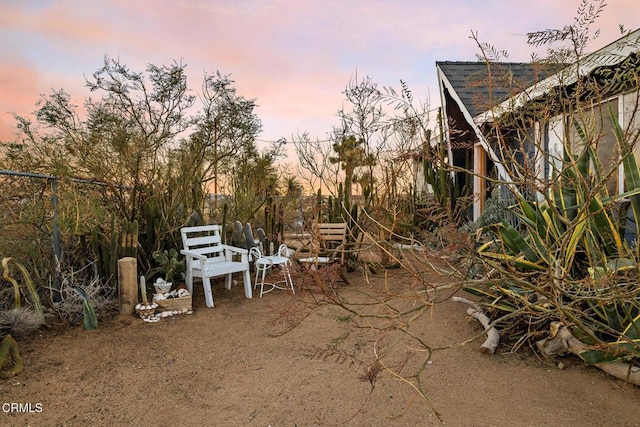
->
xmin=428 ymin=28 xmax=640 ymax=222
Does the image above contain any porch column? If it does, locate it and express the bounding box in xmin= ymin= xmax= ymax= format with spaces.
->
xmin=473 ymin=143 xmax=486 ymax=222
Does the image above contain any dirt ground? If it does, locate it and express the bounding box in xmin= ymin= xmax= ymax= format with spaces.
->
xmin=2 ymin=257 xmax=640 ymax=427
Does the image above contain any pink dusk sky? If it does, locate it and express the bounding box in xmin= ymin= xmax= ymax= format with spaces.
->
xmin=0 ymin=0 xmax=637 ymax=148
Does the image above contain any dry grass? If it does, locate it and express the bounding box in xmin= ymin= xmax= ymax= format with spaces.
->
xmin=0 ymin=308 xmax=43 ymax=338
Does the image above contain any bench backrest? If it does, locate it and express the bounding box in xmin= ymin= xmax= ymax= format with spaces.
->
xmin=181 ymin=225 xmax=226 ymax=262
xmin=315 ymin=222 xmax=347 ymax=243
xmin=314 ymin=222 xmax=348 ymax=263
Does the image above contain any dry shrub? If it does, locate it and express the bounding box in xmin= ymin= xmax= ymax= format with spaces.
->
xmin=50 ymin=264 xmax=117 ymax=326
xmin=0 ymin=308 xmax=44 ymax=338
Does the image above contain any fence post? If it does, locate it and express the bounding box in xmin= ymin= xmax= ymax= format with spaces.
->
xmin=118 ymin=257 xmax=138 ymax=315
xmin=51 ymin=177 xmax=62 ymax=302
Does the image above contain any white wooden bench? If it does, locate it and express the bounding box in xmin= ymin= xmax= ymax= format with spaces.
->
xmin=180 ymin=225 xmax=252 ymax=307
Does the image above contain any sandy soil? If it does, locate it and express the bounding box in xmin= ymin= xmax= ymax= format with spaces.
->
xmin=2 ymin=259 xmax=640 ymax=427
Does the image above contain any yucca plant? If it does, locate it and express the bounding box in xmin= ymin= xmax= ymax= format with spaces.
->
xmin=468 ymin=111 xmax=640 ymax=365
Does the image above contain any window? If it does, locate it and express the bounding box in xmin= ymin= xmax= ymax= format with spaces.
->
xmin=624 ymin=90 xmax=640 ymax=168
xmin=567 ymin=98 xmax=620 ymax=195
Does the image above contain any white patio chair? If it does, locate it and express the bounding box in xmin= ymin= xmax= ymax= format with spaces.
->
xmin=180 ymin=225 xmax=251 ymax=307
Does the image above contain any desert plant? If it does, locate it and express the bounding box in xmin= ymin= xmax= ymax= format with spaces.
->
xmin=0 ymin=335 xmax=23 ymax=378
xmin=0 ymin=308 xmax=43 ymax=338
xmin=52 ymin=266 xmax=115 ymax=327
xmin=0 ymin=259 xmax=46 ymax=379
xmin=150 ymin=248 xmax=185 ymax=284
xmin=1 ymin=257 xmax=44 ymax=320
xmin=468 ymin=88 xmax=640 ymax=366
xmin=72 ymin=286 xmax=98 ymax=330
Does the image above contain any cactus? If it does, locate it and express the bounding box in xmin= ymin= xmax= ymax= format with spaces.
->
xmin=89 ymin=214 xmax=118 ymax=286
xmin=263 ymin=195 xmax=283 ymax=254
xmin=143 ymin=200 xmax=158 ymax=252
xmin=348 ymin=203 xmax=359 ymax=240
xmin=108 ymin=215 xmax=118 ymax=281
xmin=0 ymin=335 xmax=23 ymax=378
xmin=337 ymin=183 xmax=345 ymax=212
xmin=150 ymin=248 xmax=185 ymax=283
xmin=421 ymin=109 xmax=468 ymax=220
xmin=256 ymin=228 xmax=266 ymax=253
xmin=243 ymin=223 xmax=260 ymax=250
xmin=315 ymin=188 xmax=323 ymax=222
xmin=231 ymin=221 xmax=245 ymax=248
xmin=120 ymin=218 xmax=139 ymax=259
xmin=87 ymin=215 xmax=140 ymax=286
xmin=276 ymin=201 xmax=284 ymax=244
xmin=221 ymin=202 xmax=229 ymax=244
xmin=344 ymin=203 xmax=361 ymax=271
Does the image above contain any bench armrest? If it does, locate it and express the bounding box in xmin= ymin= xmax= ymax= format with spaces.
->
xmin=222 ymin=244 xmax=248 ymax=263
xmin=180 ymin=249 xmax=207 ymax=261
xmin=221 ymin=245 xmax=248 ymax=255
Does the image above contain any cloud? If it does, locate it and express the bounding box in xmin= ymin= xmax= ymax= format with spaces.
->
xmin=0 ymin=1 xmax=111 ymax=44
xmin=0 ymin=0 xmax=637 ymax=145
xmin=0 ymin=54 xmax=44 ymax=141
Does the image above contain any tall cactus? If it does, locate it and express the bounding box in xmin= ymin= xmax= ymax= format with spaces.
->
xmin=221 ymin=202 xmax=229 ymax=244
xmin=143 ymin=200 xmax=158 ymax=252
xmin=232 ymin=220 xmax=245 ymax=248
xmin=344 ymin=202 xmax=360 ymax=271
xmin=348 ymin=202 xmax=359 ymax=241
xmin=315 ymin=188 xmax=323 ymax=223
xmin=120 ymin=218 xmax=139 ymax=259
xmin=89 ymin=214 xmax=137 ymax=286
xmin=264 ymin=195 xmax=283 ymax=254
xmin=422 ymin=108 xmax=465 ymax=220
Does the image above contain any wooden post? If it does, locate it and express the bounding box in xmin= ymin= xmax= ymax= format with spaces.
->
xmin=118 ymin=257 xmax=138 ymax=315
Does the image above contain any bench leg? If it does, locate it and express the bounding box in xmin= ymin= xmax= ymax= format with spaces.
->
xmin=283 ymin=263 xmax=295 ymax=295
xmin=225 ymin=274 xmax=232 ymax=290
xmin=243 ymin=269 xmax=252 ymax=299
xmin=185 ymin=269 xmax=193 ymax=295
xmin=253 ymin=267 xmax=260 ymax=290
xmin=202 ymin=277 xmax=215 ymax=308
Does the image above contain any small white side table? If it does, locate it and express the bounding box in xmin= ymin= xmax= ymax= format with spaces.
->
xmin=254 ymin=254 xmax=295 ymax=298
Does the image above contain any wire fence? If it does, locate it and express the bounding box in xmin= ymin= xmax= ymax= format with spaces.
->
xmin=0 ymin=170 xmax=115 ymax=300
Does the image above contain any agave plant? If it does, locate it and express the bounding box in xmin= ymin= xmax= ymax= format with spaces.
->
xmin=467 ymin=112 xmax=640 ymax=365
xmin=0 ymin=258 xmax=45 ymax=378
xmin=1 ymin=257 xmax=44 ymax=320
xmin=72 ymin=286 xmax=98 ymax=331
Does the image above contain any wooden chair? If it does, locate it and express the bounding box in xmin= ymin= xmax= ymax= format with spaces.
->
xmin=297 ymin=222 xmax=348 ymax=270
xmin=296 ymin=222 xmax=350 ymax=286
xmin=180 ymin=225 xmax=252 ymax=307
